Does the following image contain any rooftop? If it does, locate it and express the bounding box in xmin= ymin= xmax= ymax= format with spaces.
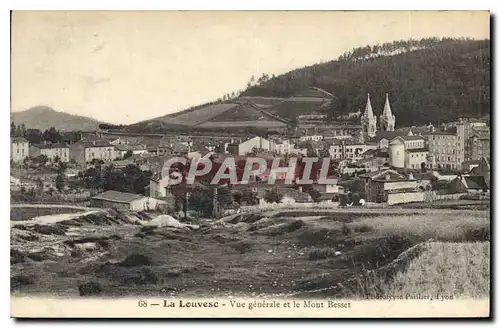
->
xmin=11 ymin=137 xmax=28 ymax=143
xmin=406 ymin=147 xmax=429 ymax=153
xmin=91 ymin=190 xmax=145 ymax=203
xmin=31 ymin=143 xmax=69 ymax=149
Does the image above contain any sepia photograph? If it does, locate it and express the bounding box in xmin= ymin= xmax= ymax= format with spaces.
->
xmin=9 ymin=10 xmax=491 ymax=318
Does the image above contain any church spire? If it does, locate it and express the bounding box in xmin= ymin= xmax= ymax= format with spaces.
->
xmin=361 ymin=93 xmax=377 ymax=138
xmin=382 ymin=93 xmax=393 ymax=118
xmin=380 ymin=93 xmax=396 ymax=131
xmin=364 ymin=93 xmax=374 ymax=119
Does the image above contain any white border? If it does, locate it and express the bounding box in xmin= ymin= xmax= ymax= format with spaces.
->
xmin=2 ymin=1 xmax=497 ymax=327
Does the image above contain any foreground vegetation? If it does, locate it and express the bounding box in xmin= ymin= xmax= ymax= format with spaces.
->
xmin=10 ymin=209 xmax=490 ymax=299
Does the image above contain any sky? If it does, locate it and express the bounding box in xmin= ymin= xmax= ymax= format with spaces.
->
xmin=11 ymin=11 xmax=490 ymax=125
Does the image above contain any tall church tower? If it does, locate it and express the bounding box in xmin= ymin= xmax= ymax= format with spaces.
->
xmin=361 ymin=93 xmax=377 ymax=138
xmin=380 ymin=93 xmax=396 ymax=131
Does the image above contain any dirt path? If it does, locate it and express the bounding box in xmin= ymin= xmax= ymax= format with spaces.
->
xmin=11 ymin=204 xmax=99 ymax=211
xmin=11 ymin=210 xmax=103 ymax=226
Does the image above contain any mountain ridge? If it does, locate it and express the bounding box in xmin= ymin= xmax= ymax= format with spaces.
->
xmin=127 ymin=37 xmax=490 ymax=132
xmin=11 ymin=106 xmax=105 ymax=131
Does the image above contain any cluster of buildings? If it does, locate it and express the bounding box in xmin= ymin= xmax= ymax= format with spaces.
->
xmin=11 ymin=90 xmax=490 ymax=209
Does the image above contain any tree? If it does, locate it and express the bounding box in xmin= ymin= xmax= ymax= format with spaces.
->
xmin=420 ymin=162 xmax=427 ymax=172
xmin=55 ymin=172 xmax=65 ymax=192
xmin=10 ymin=122 xmax=16 ymax=136
xmin=34 ymin=155 xmax=49 ymax=166
xmin=307 ymin=188 xmax=322 ymax=203
xmin=36 ymin=178 xmax=44 ymax=195
xmin=264 ymin=188 xmax=283 ymax=203
xmin=25 ymin=129 xmax=44 ymax=144
xmin=123 ymin=150 xmax=133 ymax=159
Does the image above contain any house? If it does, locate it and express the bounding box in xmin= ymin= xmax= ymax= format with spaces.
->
xmin=228 ymin=136 xmax=275 ymax=156
xmin=469 ymin=157 xmax=490 ymax=189
xmin=114 ymin=143 xmax=148 ymax=158
xmin=91 ymin=190 xmax=167 ymax=211
xmin=300 ymin=135 xmax=323 ymax=142
xmin=11 ymin=137 xmax=29 ymax=163
xmin=29 ymin=143 xmax=70 ymax=162
xmin=448 ymin=175 xmax=489 ymax=194
xmin=372 ymin=131 xmax=406 ymax=149
xmin=274 ymin=140 xmax=294 ymax=155
xmin=69 ymin=136 xmax=118 ymax=164
xmin=328 ymin=139 xmax=377 ymax=161
xmin=359 ymin=169 xmax=422 ymax=204
xmin=461 ymin=159 xmax=482 ymax=173
xmin=467 ymin=129 xmax=490 ymax=161
xmin=412 ymin=171 xmax=435 ymax=190
xmin=311 ymin=177 xmax=344 ymax=201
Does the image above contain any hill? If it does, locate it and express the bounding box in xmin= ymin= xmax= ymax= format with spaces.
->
xmin=126 ymin=37 xmax=490 ymax=133
xmin=242 ymin=38 xmax=490 ymax=127
xmin=11 ymin=106 xmax=103 ymax=131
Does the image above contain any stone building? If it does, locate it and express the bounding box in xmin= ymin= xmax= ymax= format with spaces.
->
xmin=427 ymin=123 xmax=466 ymax=170
xmin=29 ymin=143 xmax=70 ymax=162
xmin=10 ymin=137 xmax=29 ymax=163
xmin=69 ymin=135 xmax=118 ymax=164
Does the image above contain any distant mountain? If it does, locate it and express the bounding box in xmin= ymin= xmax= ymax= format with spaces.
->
xmin=11 ymin=106 xmax=103 ymax=131
xmin=126 ymin=37 xmax=490 ymax=133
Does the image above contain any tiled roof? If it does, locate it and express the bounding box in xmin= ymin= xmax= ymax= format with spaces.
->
xmin=373 ymin=131 xmax=406 ymax=142
xmin=115 ymin=144 xmax=146 ymax=151
xmin=406 ymin=148 xmax=429 ymax=153
xmin=400 ymin=135 xmax=425 ymax=141
xmin=31 ymin=143 xmax=69 ymax=149
xmin=463 ymin=176 xmax=488 ymax=190
xmin=11 ymin=137 xmax=28 ymax=143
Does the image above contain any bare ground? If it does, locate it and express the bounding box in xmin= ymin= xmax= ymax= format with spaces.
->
xmin=10 ymin=207 xmax=490 ymax=299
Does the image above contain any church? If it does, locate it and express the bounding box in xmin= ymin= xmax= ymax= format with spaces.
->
xmin=361 ymin=93 xmax=396 ymax=138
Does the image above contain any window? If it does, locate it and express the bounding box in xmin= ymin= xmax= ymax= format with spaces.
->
xmin=16 ymin=149 xmax=19 ymax=153
xmin=448 ymin=157 xmax=451 ymax=161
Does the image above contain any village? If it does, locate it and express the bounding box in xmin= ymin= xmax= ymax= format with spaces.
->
xmin=10 ymin=88 xmax=490 ymax=218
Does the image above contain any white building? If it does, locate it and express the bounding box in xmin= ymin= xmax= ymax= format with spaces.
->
xmin=329 ymin=142 xmax=377 ymax=161
xmin=388 ymin=136 xmax=429 ymax=169
xmin=229 ymin=136 xmax=275 ymax=156
xmin=299 ymin=135 xmax=323 ymax=142
xmin=274 ymin=140 xmax=294 ymax=155
xmin=11 ymin=137 xmax=29 ymax=163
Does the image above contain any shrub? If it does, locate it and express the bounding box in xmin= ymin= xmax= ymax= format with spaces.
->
xmin=119 ymin=253 xmax=152 ymax=267
xmin=264 ymin=189 xmax=283 ymax=203
xmin=308 ymin=248 xmax=338 ymax=261
xmin=11 ymin=249 xmax=25 ymax=264
xmin=341 ymin=223 xmax=351 ymax=236
xmin=78 ymin=281 xmax=103 ymax=296
xmin=11 ymin=274 xmax=36 ymax=290
xmin=307 ymin=189 xmax=322 ymax=203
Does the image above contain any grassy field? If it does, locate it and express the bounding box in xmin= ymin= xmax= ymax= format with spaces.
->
xmin=10 ymin=207 xmax=87 ymax=221
xmin=10 ymin=208 xmax=490 ymax=299
xmin=385 ymin=242 xmax=490 ymax=298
